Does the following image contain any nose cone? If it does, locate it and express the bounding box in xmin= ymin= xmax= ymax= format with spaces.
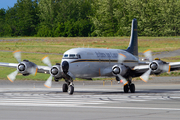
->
xmin=113 ymin=67 xmax=120 ymax=74
xmin=18 ymin=64 xmax=25 ymax=71
xmin=150 ymin=63 xmax=158 ymax=70
xmin=62 ymin=61 xmax=69 ymax=74
xmin=51 ymin=67 xmax=58 ymax=75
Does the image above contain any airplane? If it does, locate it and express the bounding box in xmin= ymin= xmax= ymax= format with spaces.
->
xmin=1 ymin=18 xmax=180 ymax=95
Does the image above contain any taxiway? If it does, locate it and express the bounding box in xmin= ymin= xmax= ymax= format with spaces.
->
xmin=0 ymin=77 xmax=180 ymax=120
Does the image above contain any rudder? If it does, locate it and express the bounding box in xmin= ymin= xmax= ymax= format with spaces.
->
xmin=126 ymin=18 xmax=138 ymax=57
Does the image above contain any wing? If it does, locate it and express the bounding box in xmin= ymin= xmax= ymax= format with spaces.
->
xmin=133 ymin=62 xmax=180 ymax=76
xmin=169 ymin=62 xmax=180 ymax=71
xmin=0 ymin=62 xmax=18 ymax=68
xmin=0 ymin=62 xmax=50 ymax=74
xmin=110 ymin=61 xmax=180 ymax=81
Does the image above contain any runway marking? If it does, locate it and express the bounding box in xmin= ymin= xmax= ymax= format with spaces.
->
xmin=1 ymin=87 xmax=180 ymax=111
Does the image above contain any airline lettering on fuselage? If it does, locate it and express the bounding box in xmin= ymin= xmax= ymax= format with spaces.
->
xmin=95 ymin=52 xmax=118 ymax=58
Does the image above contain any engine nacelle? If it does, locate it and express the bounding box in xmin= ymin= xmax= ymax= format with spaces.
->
xmin=112 ymin=64 xmax=129 ymax=77
xmin=149 ymin=60 xmax=168 ymax=74
xmin=17 ymin=60 xmax=37 ymax=75
xmin=50 ymin=64 xmax=63 ymax=78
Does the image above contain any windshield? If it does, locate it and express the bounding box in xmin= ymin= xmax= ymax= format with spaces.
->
xmin=63 ymin=54 xmax=81 ymax=59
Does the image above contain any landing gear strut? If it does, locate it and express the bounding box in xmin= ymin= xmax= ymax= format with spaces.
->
xmin=123 ymin=77 xmax=135 ymax=93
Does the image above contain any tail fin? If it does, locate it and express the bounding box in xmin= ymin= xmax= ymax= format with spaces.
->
xmin=126 ymin=18 xmax=138 ymax=57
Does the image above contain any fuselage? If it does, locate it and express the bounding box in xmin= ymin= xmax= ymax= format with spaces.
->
xmin=61 ymin=48 xmax=140 ymax=79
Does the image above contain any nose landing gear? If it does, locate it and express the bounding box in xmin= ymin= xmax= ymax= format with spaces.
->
xmin=62 ymin=82 xmax=74 ymax=95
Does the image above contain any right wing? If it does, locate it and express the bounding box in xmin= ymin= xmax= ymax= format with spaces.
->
xmin=0 ymin=62 xmax=50 ymax=74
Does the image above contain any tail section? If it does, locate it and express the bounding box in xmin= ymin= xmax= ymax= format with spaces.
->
xmin=126 ymin=18 xmax=138 ymax=57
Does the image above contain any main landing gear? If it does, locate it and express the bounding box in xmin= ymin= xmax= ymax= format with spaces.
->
xmin=123 ymin=77 xmax=135 ymax=93
xmin=62 ymin=82 xmax=74 ymax=95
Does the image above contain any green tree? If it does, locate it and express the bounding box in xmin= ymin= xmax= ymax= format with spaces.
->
xmin=14 ymin=0 xmax=39 ymax=36
xmin=0 ymin=8 xmax=6 ymax=36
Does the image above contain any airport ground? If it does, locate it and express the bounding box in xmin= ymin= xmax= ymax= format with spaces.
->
xmin=1 ymin=37 xmax=180 ymax=119
xmin=0 ymin=77 xmax=180 ymax=120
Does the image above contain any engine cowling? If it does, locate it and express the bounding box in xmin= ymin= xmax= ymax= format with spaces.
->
xmin=149 ymin=60 xmax=168 ymax=74
xmin=17 ymin=60 xmax=37 ymax=76
xmin=112 ymin=64 xmax=129 ymax=77
xmin=50 ymin=64 xmax=63 ymax=78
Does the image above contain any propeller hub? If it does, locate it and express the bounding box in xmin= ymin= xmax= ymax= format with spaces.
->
xmin=62 ymin=61 xmax=69 ymax=74
xmin=150 ymin=63 xmax=158 ymax=70
xmin=51 ymin=67 xmax=58 ymax=75
xmin=112 ymin=67 xmax=120 ymax=74
xmin=18 ymin=64 xmax=25 ymax=71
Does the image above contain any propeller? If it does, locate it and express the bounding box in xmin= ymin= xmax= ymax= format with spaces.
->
xmin=7 ymin=50 xmax=38 ymax=82
xmin=116 ymin=53 xmax=128 ymax=85
xmin=7 ymin=50 xmax=21 ymax=82
xmin=140 ymin=49 xmax=170 ymax=82
xmin=143 ymin=49 xmax=152 ymax=62
xmin=42 ymin=56 xmax=53 ymax=88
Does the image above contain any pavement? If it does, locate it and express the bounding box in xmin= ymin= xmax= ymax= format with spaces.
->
xmin=0 ymin=77 xmax=180 ymax=120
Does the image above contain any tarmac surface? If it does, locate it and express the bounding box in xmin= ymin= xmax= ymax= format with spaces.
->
xmin=0 ymin=77 xmax=180 ymax=120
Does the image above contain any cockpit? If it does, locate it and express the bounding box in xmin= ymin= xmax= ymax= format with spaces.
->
xmin=63 ymin=54 xmax=81 ymax=59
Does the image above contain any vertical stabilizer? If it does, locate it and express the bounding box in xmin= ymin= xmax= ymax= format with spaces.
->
xmin=126 ymin=18 xmax=138 ymax=57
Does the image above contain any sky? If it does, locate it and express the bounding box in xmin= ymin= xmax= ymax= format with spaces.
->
xmin=0 ymin=0 xmax=18 ymax=10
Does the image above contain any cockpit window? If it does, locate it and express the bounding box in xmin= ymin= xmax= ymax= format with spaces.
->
xmin=64 ymin=54 xmax=68 ymax=58
xmin=69 ymin=54 xmax=76 ymax=58
xmin=63 ymin=54 xmax=81 ymax=59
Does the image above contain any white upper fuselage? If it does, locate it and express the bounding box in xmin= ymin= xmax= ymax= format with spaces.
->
xmin=61 ymin=48 xmax=139 ymax=79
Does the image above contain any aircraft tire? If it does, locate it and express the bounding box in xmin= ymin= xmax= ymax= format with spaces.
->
xmin=62 ymin=83 xmax=68 ymax=92
xmin=124 ymin=84 xmax=129 ymax=93
xmin=68 ymin=85 xmax=74 ymax=95
xmin=130 ymin=83 xmax=135 ymax=93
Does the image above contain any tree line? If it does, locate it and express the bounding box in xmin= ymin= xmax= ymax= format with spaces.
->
xmin=0 ymin=0 xmax=180 ymax=37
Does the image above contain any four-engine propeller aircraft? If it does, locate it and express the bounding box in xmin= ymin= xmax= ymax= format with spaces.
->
xmin=1 ymin=19 xmax=180 ymax=95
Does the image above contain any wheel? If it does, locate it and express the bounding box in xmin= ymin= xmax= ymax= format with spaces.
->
xmin=62 ymin=83 xmax=68 ymax=92
xmin=116 ymin=76 xmax=120 ymax=81
xmin=130 ymin=83 xmax=135 ymax=93
xmin=124 ymin=84 xmax=129 ymax=93
xmin=68 ymin=85 xmax=74 ymax=95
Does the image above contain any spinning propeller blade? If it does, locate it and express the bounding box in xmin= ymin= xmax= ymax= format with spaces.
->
xmin=118 ymin=53 xmax=126 ymax=63
xmin=44 ymin=75 xmax=53 ymax=88
xmin=7 ymin=70 xmax=18 ymax=82
xmin=143 ymin=49 xmax=152 ymax=62
xmin=140 ymin=69 xmax=151 ymax=82
xmin=42 ymin=56 xmax=53 ymax=88
xmin=117 ymin=74 xmax=128 ymax=85
xmin=42 ymin=56 xmax=52 ymax=67
xmin=13 ymin=50 xmax=21 ymax=63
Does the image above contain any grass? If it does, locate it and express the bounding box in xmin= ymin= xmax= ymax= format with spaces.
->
xmin=1 ymin=37 xmax=180 ymax=53
xmin=1 ymin=36 xmax=180 ymax=81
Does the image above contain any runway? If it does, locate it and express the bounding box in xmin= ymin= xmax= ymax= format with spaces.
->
xmin=0 ymin=77 xmax=180 ymax=120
